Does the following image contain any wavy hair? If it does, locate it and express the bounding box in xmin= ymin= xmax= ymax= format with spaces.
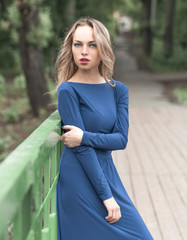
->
xmin=53 ymin=17 xmax=116 ymax=93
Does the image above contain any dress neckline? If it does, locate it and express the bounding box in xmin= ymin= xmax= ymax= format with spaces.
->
xmin=66 ymin=79 xmax=113 ymax=85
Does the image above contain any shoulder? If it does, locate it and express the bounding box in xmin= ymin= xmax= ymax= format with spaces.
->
xmin=57 ymin=82 xmax=74 ymax=96
xmin=57 ymin=82 xmax=78 ymax=101
xmin=58 ymin=81 xmax=71 ymax=92
xmin=113 ymin=80 xmax=129 ymax=100
xmin=114 ymin=80 xmax=128 ymax=92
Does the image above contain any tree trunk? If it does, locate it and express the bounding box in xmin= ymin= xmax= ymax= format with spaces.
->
xmin=141 ymin=0 xmax=153 ymax=56
xmin=49 ymin=0 xmax=75 ymax=82
xmin=66 ymin=0 xmax=75 ymax=26
xmin=0 ymin=0 xmax=6 ymax=13
xmin=17 ymin=0 xmax=52 ymax=116
xmin=164 ymin=0 xmax=176 ymax=57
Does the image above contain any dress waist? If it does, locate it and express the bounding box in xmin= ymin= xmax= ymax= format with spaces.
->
xmin=95 ymin=149 xmax=112 ymax=158
xmin=63 ymin=145 xmax=112 ymax=159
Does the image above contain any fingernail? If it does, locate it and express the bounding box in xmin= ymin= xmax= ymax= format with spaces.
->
xmin=61 ymin=125 xmax=64 ymax=128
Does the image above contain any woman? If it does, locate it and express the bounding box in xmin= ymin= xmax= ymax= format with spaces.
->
xmin=55 ymin=17 xmax=153 ymax=240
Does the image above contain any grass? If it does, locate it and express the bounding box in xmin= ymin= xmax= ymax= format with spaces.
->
xmin=133 ymin=35 xmax=187 ymax=73
xmin=173 ymin=87 xmax=187 ymax=106
xmin=0 ymin=75 xmax=57 ymax=162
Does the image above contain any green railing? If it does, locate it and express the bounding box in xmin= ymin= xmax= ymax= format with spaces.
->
xmin=0 ymin=110 xmax=63 ymax=240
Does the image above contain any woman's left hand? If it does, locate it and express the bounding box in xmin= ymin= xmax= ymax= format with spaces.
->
xmin=60 ymin=125 xmax=83 ymax=147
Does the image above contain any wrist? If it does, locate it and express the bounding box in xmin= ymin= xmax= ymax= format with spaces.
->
xmin=80 ymin=130 xmax=90 ymax=145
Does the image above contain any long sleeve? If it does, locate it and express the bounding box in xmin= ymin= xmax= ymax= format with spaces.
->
xmin=80 ymin=83 xmax=129 ymax=151
xmin=57 ymin=83 xmax=113 ymax=201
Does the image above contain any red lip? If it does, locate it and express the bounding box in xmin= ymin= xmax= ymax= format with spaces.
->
xmin=80 ymin=58 xmax=90 ymax=65
xmin=80 ymin=58 xmax=90 ymax=61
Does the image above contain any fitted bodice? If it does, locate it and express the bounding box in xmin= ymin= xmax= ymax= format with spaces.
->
xmin=65 ymin=80 xmax=117 ymax=134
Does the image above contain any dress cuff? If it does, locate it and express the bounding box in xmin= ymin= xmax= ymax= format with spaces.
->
xmin=80 ymin=130 xmax=90 ymax=145
xmin=100 ymin=193 xmax=113 ymax=202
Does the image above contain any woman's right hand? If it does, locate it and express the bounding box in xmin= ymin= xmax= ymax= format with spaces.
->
xmin=103 ymin=197 xmax=121 ymax=224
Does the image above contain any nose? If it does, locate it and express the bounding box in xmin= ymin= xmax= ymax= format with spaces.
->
xmin=81 ymin=44 xmax=88 ymax=55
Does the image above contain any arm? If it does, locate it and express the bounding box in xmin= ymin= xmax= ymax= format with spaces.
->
xmin=57 ymin=83 xmax=113 ymax=201
xmin=80 ymin=83 xmax=129 ymax=151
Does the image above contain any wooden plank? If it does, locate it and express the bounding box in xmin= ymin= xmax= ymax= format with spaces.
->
xmin=172 ymin=174 xmax=187 ymax=207
xmin=132 ymin=123 xmax=156 ymax=174
xmin=159 ymin=174 xmax=187 ymax=239
xmin=132 ymin=175 xmax=163 ymax=240
xmin=157 ymin=123 xmax=187 ymax=173
xmin=114 ymin=151 xmax=135 ymax=203
xmin=146 ymin=175 xmax=182 ymax=240
xmin=125 ymin=131 xmax=143 ymax=175
xmin=116 ymin=107 xmax=187 ymax=240
xmin=148 ymin=123 xmax=182 ymax=174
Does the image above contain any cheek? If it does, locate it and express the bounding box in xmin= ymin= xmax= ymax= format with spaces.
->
xmin=92 ymin=49 xmax=100 ymax=60
xmin=95 ymin=52 xmax=101 ymax=62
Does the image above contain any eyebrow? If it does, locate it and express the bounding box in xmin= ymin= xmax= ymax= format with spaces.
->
xmin=74 ymin=40 xmax=96 ymax=43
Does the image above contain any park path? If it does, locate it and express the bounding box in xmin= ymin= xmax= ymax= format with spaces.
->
xmin=112 ymin=34 xmax=187 ymax=240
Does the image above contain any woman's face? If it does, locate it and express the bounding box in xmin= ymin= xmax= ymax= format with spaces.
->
xmin=72 ymin=25 xmax=101 ymax=71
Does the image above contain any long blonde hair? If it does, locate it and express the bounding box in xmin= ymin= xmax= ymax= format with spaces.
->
xmin=54 ymin=17 xmax=116 ymax=92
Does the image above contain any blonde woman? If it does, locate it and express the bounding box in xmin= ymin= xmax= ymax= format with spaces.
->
xmin=56 ymin=17 xmax=153 ymax=240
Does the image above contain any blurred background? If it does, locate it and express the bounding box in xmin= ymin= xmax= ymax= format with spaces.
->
xmin=0 ymin=0 xmax=187 ymax=162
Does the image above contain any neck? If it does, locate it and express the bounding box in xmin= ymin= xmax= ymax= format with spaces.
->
xmin=74 ymin=68 xmax=104 ymax=83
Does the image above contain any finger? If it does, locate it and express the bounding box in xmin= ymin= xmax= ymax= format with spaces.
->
xmin=111 ymin=209 xmax=121 ymax=223
xmin=59 ymin=135 xmax=63 ymax=141
xmin=105 ymin=210 xmax=112 ymax=220
xmin=109 ymin=209 xmax=116 ymax=223
xmin=61 ymin=135 xmax=65 ymax=140
xmin=116 ymin=209 xmax=120 ymax=220
xmin=105 ymin=210 xmax=113 ymax=221
xmin=62 ymin=125 xmax=74 ymax=130
xmin=115 ymin=207 xmax=121 ymax=221
xmin=109 ymin=219 xmax=115 ymax=224
xmin=118 ymin=208 xmax=122 ymax=219
xmin=113 ymin=209 xmax=117 ymax=220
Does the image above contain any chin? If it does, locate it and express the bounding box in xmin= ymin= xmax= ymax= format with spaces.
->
xmin=79 ymin=65 xmax=92 ymax=70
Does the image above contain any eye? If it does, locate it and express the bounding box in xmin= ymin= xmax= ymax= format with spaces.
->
xmin=74 ymin=43 xmax=81 ymax=47
xmin=90 ymin=43 xmax=97 ymax=48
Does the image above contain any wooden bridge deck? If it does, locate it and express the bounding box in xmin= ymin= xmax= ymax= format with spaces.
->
xmin=113 ymin=106 xmax=187 ymax=240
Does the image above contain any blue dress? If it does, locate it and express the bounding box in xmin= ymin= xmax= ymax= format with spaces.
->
xmin=56 ymin=79 xmax=153 ymax=240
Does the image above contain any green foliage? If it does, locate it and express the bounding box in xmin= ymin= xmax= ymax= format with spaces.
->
xmin=9 ymin=28 xmax=19 ymax=44
xmin=0 ymin=75 xmax=6 ymax=97
xmin=2 ymin=97 xmax=29 ymax=123
xmin=26 ymin=0 xmax=44 ymax=4
xmin=3 ymin=108 xmax=19 ymax=123
xmin=45 ymin=0 xmax=72 ymax=41
xmin=0 ymin=135 xmax=14 ymax=162
xmin=75 ymin=0 xmax=121 ymax=40
xmin=0 ymin=7 xmax=22 ymax=74
xmin=7 ymin=3 xmax=22 ymax=28
xmin=0 ymin=2 xmax=53 ymax=74
xmin=119 ymin=0 xmax=142 ymax=21
xmin=174 ymin=0 xmax=187 ymax=48
xmin=14 ymin=74 xmax=26 ymax=90
xmin=147 ymin=0 xmax=187 ymax=72
xmin=153 ymin=0 xmax=166 ymax=39
xmin=145 ymin=38 xmax=187 ymax=72
xmin=0 ymin=139 xmax=4 ymax=154
xmin=26 ymin=7 xmax=53 ymax=47
xmin=0 ymin=136 xmax=13 ymax=155
xmin=133 ymin=33 xmax=143 ymax=44
xmin=174 ymin=87 xmax=187 ymax=106
xmin=0 ymin=25 xmax=21 ymax=72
